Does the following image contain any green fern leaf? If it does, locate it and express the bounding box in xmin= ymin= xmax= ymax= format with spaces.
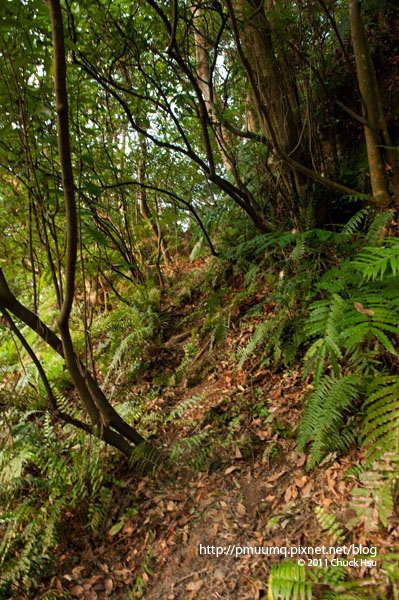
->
xmin=268 ymin=560 xmax=312 ymax=600
xmin=298 ymin=375 xmax=362 ymax=468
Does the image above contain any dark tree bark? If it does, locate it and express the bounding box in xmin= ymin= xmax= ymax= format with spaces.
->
xmin=349 ymin=0 xmax=397 ymax=210
xmin=0 ymin=0 xmax=157 ymax=461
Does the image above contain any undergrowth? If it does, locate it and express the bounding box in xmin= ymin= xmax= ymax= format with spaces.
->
xmin=0 ymin=410 xmax=114 ymax=596
xmin=0 ymin=208 xmax=398 ymax=597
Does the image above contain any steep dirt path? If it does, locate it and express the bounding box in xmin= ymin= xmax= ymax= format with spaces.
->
xmin=38 ymin=268 xmax=392 ymax=600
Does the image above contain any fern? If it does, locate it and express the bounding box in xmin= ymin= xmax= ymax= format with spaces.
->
xmin=381 ymin=553 xmax=399 ymax=596
xmin=353 ymin=238 xmax=399 ymax=280
xmin=268 ymin=560 xmax=314 ymax=599
xmin=303 ymin=229 xmax=399 ymax=529
xmin=164 ymin=396 xmax=202 ymax=424
xmin=304 ymin=295 xmax=344 ymax=386
xmin=364 ymin=211 xmax=393 ymax=245
xmin=128 ymin=441 xmax=161 ymax=473
xmin=238 ymin=308 xmax=297 ymax=369
xmin=0 ymin=413 xmax=114 ymax=593
xmin=201 ymin=290 xmax=230 ymax=350
xmin=361 ymin=375 xmax=399 ymax=464
xmin=341 ymin=291 xmax=398 ymax=357
xmin=314 ymin=507 xmax=345 ymax=544
xmin=170 ymin=432 xmax=212 ymax=470
xmin=348 ymin=376 xmax=399 ymax=529
xmin=298 ymin=375 xmax=362 ymax=468
xmin=341 ymin=207 xmax=370 ymax=237
xmin=350 ymin=462 xmax=396 ymax=530
xmin=91 ymin=283 xmax=164 ymax=387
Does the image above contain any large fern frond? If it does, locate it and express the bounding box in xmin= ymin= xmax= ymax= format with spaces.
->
xmin=268 ymin=560 xmax=314 ymax=600
xmin=304 ymin=294 xmax=345 ymax=385
xmin=361 ymin=375 xmax=399 ymax=465
xmin=353 ymin=239 xmax=399 ymax=281
xmin=298 ymin=375 xmax=362 ymax=468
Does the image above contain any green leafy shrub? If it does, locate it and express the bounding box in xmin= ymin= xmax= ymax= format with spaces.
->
xmin=299 ymin=228 xmax=399 ymax=528
xmin=92 ymin=283 xmax=164 ymax=385
xmin=0 ymin=411 xmax=113 ymax=595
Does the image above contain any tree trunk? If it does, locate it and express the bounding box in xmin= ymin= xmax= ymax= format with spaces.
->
xmin=190 ymin=3 xmax=234 ymax=173
xmin=231 ymin=0 xmax=307 ymax=195
xmin=349 ymin=0 xmax=391 ymax=210
xmin=45 ymin=0 xmax=155 ymax=459
xmin=138 ymin=136 xmax=171 ymax=268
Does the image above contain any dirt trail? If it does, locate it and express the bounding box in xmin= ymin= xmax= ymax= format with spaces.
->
xmin=41 ymin=269 xmax=391 ymax=600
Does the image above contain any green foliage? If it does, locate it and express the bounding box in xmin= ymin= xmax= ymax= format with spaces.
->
xmin=1 ymin=0 xmax=398 ymax=596
xmin=233 ymin=225 xmax=354 ymax=371
xmin=304 ymin=295 xmax=344 ymax=385
xmin=298 ymin=229 xmax=399 ymax=538
xmin=381 ymin=553 xmax=399 ymax=598
xmin=364 ymin=211 xmax=394 ymax=246
xmin=93 ymin=283 xmax=163 ymax=386
xmin=314 ymin=507 xmax=345 ymax=544
xmin=128 ymin=442 xmax=161 ymax=474
xmin=170 ymin=432 xmax=212 ymax=471
xmin=361 ymin=376 xmax=399 ymax=465
xmin=268 ymin=560 xmax=314 ymax=599
xmin=348 ymin=375 xmax=399 ymax=529
xmin=201 ymin=290 xmax=230 ymax=351
xmin=353 ymin=238 xmax=399 ymax=280
xmin=300 ymin=236 xmax=399 ymax=470
xmin=164 ymin=396 xmax=202 ymax=424
xmin=238 ymin=309 xmax=295 ymax=368
xmin=298 ymin=375 xmax=361 ymax=468
xmin=0 ymin=412 xmax=113 ymax=594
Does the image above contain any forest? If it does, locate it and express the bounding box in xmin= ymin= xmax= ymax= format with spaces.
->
xmin=0 ymin=0 xmax=399 ymax=597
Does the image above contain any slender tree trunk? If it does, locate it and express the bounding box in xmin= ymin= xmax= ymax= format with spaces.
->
xmin=46 ymin=0 xmax=153 ymax=457
xmin=190 ymin=3 xmax=234 ymax=173
xmin=231 ymin=0 xmax=307 ymax=195
xmin=349 ymin=0 xmax=391 ymax=210
xmin=138 ymin=136 xmax=171 ymax=268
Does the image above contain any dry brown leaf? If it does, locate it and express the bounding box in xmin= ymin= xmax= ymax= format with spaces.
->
xmin=137 ymin=481 xmax=146 ymax=494
xmin=285 ymin=486 xmax=292 ymax=502
xmin=214 ymin=568 xmax=224 ymax=581
xmin=295 ymin=476 xmax=307 ymax=488
xmin=104 ymin=578 xmax=113 ymax=596
xmin=186 ymin=580 xmax=203 ymax=592
xmin=169 ymin=491 xmax=186 ymax=501
xmin=70 ymin=585 xmax=84 ymax=598
xmin=303 ymin=481 xmax=312 ymax=495
xmin=167 ymin=500 xmax=177 ymax=511
xmin=235 ymin=447 xmax=243 ymax=459
xmin=327 ymin=470 xmax=339 ymax=498
xmin=236 ymin=503 xmax=246 ymax=517
xmin=354 ymin=302 xmax=374 ymax=316
xmin=225 ymin=465 xmax=240 ymax=475
xmin=268 ymin=470 xmax=286 ymax=482
xmin=220 ymin=500 xmax=228 ymax=510
xmin=122 ymin=523 xmax=135 ymax=535
xmin=178 ymin=515 xmax=191 ymax=526
xmin=297 ymin=453 xmax=307 ymax=467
